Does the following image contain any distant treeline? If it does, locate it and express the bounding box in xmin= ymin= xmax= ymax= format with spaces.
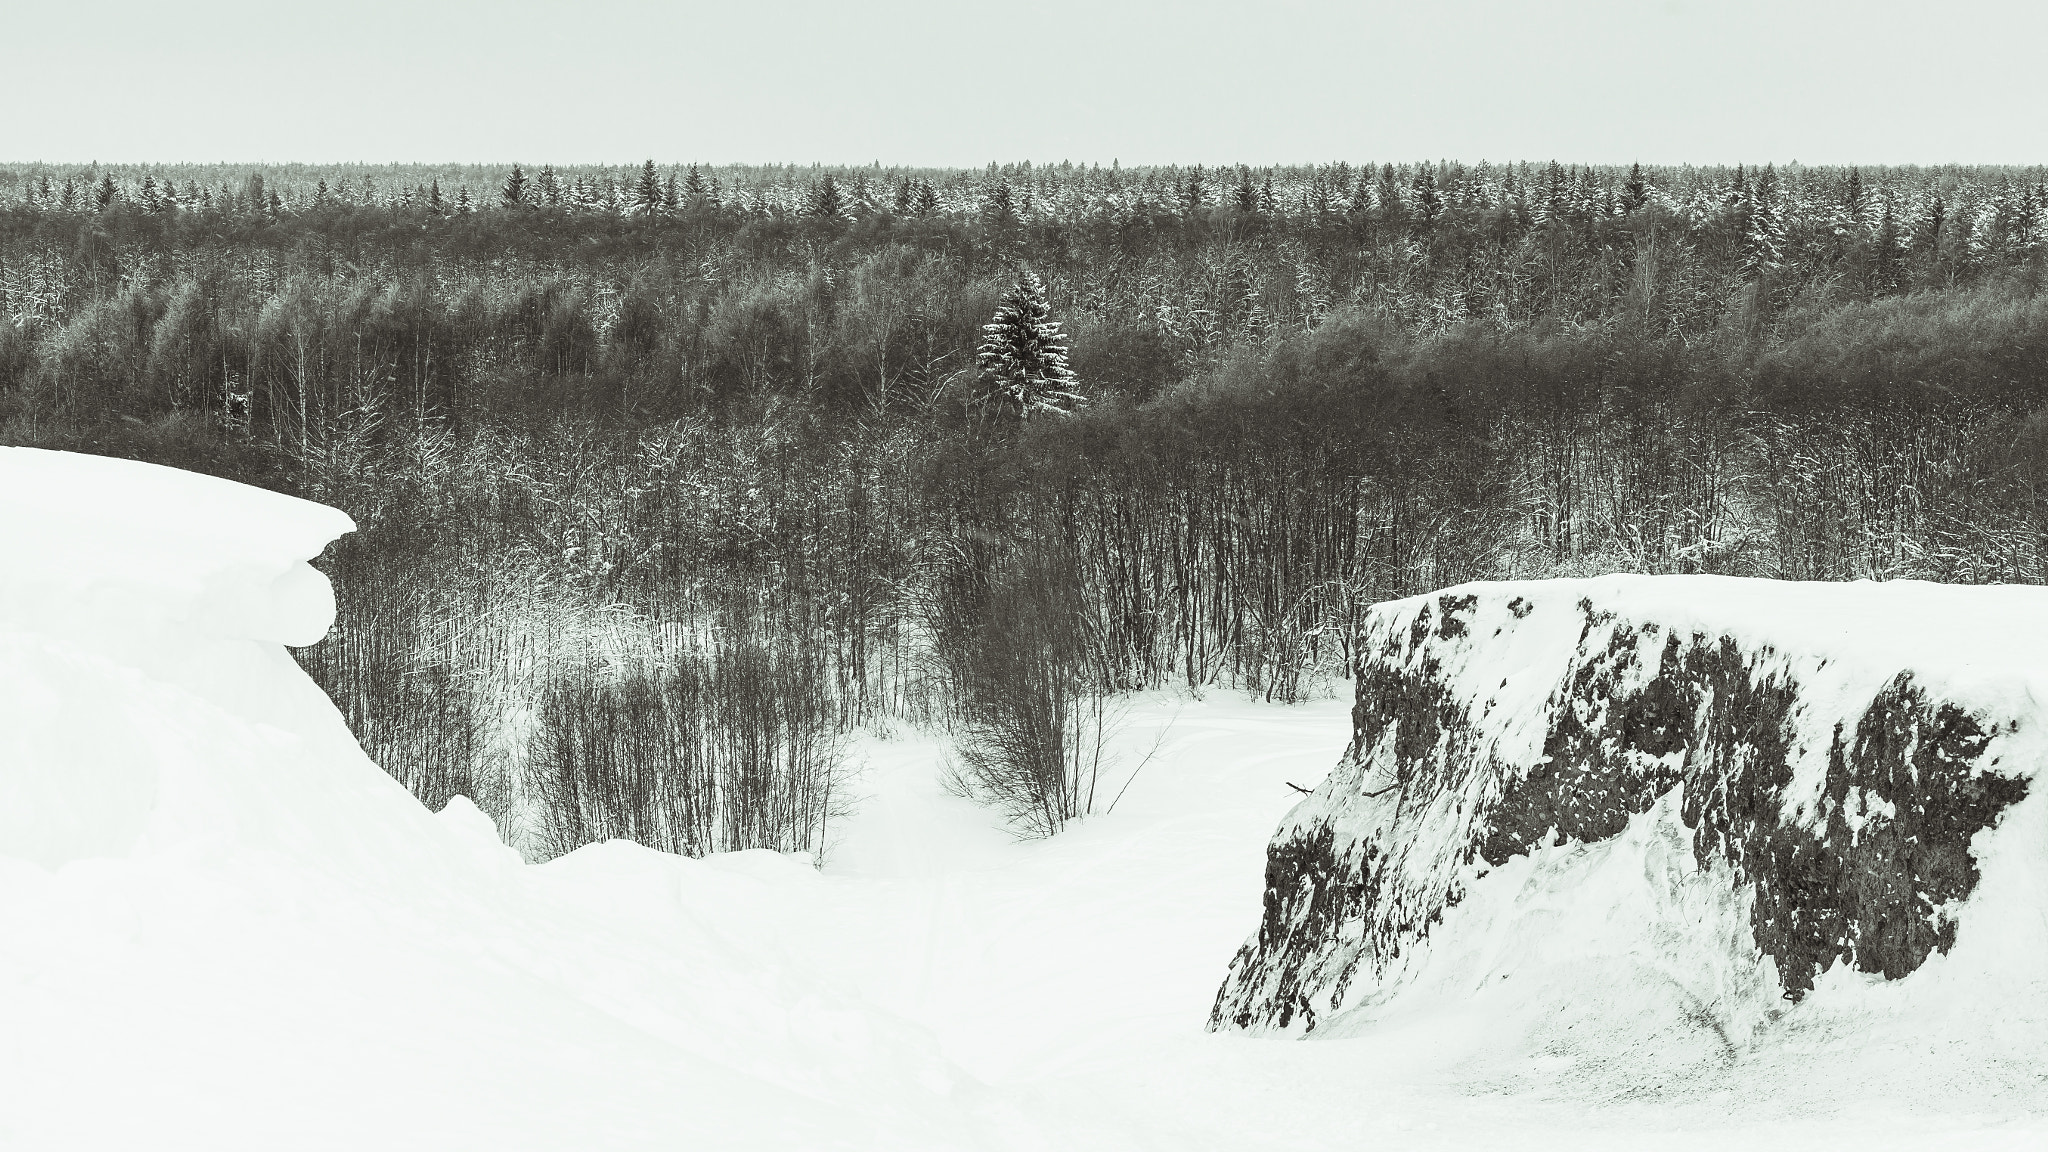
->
xmin=3 ymin=159 xmax=2046 ymax=856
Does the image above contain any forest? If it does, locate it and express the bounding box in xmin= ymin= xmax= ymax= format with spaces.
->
xmin=4 ymin=157 xmax=2046 ymax=858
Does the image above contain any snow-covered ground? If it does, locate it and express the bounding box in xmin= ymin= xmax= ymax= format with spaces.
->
xmin=4 ymin=447 xmax=2043 ymax=1150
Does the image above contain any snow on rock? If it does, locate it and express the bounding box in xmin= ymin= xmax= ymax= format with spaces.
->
xmin=0 ymin=450 xmax=989 ymax=1151
xmin=1212 ymin=576 xmax=2048 ymax=1103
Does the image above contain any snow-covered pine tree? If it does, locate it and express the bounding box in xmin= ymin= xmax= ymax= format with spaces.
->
xmin=501 ymin=164 xmax=526 ymax=208
xmin=1742 ymin=165 xmax=1783 ymax=280
xmin=973 ymin=271 xmax=1082 ymax=423
xmin=1234 ymin=168 xmax=1259 ymax=215
xmin=807 ymin=173 xmax=844 ymax=220
xmin=1411 ymin=163 xmax=1442 ymax=228
xmin=982 ymin=180 xmax=1017 ymax=233
xmin=1619 ymin=162 xmax=1648 ymax=214
xmin=635 ymin=160 xmax=661 ymax=216
xmin=1840 ymin=167 xmax=1865 ymax=234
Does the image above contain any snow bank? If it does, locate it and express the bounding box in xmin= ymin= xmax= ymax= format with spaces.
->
xmin=0 ymin=450 xmax=986 ymax=1151
xmin=1212 ymin=576 xmax=2048 ymax=1105
xmin=0 ymin=447 xmax=351 ymax=646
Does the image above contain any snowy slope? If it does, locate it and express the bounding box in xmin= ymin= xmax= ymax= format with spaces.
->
xmin=0 ymin=448 xmax=990 ymax=1151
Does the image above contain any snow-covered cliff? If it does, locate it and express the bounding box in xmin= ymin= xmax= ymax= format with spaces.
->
xmin=1212 ymin=577 xmax=2047 ymax=1044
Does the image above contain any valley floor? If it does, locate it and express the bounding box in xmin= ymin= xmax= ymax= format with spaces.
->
xmin=799 ymin=694 xmax=2047 ymax=1151
xmin=6 ymin=692 xmax=2041 ymax=1150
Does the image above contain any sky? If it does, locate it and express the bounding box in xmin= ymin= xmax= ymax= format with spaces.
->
xmin=10 ymin=0 xmax=2047 ymax=167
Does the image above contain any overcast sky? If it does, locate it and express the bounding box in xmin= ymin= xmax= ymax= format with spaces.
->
xmin=12 ymin=0 xmax=2046 ymax=166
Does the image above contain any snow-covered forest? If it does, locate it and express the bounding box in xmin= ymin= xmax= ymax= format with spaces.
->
xmin=4 ymin=159 xmax=2048 ymax=855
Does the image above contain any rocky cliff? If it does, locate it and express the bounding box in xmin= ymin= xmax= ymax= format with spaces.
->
xmin=1211 ymin=576 xmax=2042 ymax=1035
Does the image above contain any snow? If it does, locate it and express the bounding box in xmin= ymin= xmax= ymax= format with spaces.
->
xmin=2 ymin=454 xmax=2043 ymax=1150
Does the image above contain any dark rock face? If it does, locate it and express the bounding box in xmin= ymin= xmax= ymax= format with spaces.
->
xmin=1211 ymin=587 xmax=2032 ymax=1033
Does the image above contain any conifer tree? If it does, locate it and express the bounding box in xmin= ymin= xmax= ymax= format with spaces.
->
xmin=538 ymin=164 xmax=562 ymax=207
xmin=974 ymin=271 xmax=1082 ymax=423
xmin=1233 ymin=169 xmax=1259 ymax=214
xmin=635 ymin=160 xmax=662 ymax=215
xmin=502 ymin=164 xmax=527 ymax=207
xmin=803 ymin=173 xmax=843 ymax=220
xmin=1619 ymin=162 xmax=1648 ymax=213
xmin=982 ymin=180 xmax=1017 ymax=233
xmin=1921 ymin=190 xmax=1948 ymax=263
xmin=95 ymin=174 xmax=117 ymax=211
xmin=428 ymin=179 xmax=446 ymax=216
xmin=455 ymin=186 xmax=473 ymax=214
xmin=1180 ymin=165 xmax=1206 ymax=216
xmin=1347 ymin=172 xmax=1373 ymax=220
xmin=894 ymin=176 xmax=913 ymax=215
xmin=682 ymin=164 xmax=708 ymax=208
xmin=912 ymin=180 xmax=939 ymax=218
xmin=1377 ymin=163 xmax=1404 ymax=228
xmin=139 ymin=174 xmax=162 ymax=213
xmin=1872 ymin=194 xmax=1904 ymax=294
xmin=850 ymin=172 xmax=880 ymax=217
xmin=1742 ymin=164 xmax=1783 ymax=280
xmin=1411 ymin=163 xmax=1442 ymax=229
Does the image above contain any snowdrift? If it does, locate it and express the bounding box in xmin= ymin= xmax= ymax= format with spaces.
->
xmin=1212 ymin=576 xmax=2048 ymax=1104
xmin=0 ymin=448 xmax=981 ymax=1151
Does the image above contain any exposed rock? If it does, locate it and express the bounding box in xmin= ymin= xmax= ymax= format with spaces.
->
xmin=1211 ymin=577 xmax=2037 ymax=1034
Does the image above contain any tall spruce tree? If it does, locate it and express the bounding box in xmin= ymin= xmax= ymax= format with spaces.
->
xmin=808 ymin=173 xmax=845 ymax=220
xmin=635 ymin=160 xmax=662 ymax=215
xmin=1234 ymin=168 xmax=1260 ymax=214
xmin=1619 ymin=162 xmax=1648 ymax=213
xmin=1411 ymin=163 xmax=1442 ymax=229
xmin=502 ymin=164 xmax=527 ymax=207
xmin=973 ymin=271 xmax=1082 ymax=423
xmin=982 ymin=180 xmax=1018 ymax=234
xmin=1872 ymin=194 xmax=1904 ymax=294
xmin=1742 ymin=164 xmax=1784 ymax=280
